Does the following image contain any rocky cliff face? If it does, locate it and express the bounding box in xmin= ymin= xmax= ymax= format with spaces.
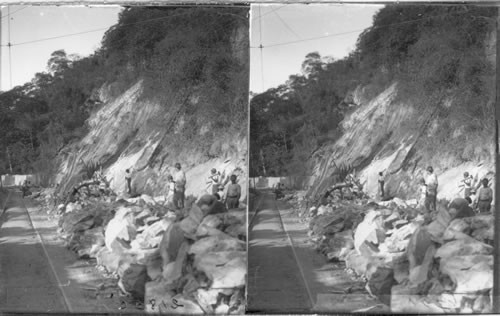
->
xmin=56 ymin=78 xmax=247 ymax=201
xmin=306 ymin=81 xmax=495 ymax=203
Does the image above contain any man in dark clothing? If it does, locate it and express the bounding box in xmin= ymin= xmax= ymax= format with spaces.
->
xmin=448 ymin=197 xmax=475 ymax=219
xmin=378 ymin=171 xmax=385 ymax=198
xmin=476 ymin=178 xmax=493 ymax=213
xmin=125 ymin=169 xmax=132 ymax=194
xmin=225 ymin=175 xmax=241 ymax=209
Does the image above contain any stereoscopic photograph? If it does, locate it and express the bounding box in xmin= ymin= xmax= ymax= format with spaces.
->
xmin=248 ymin=3 xmax=496 ymax=314
xmin=0 ymin=4 xmax=248 ymax=314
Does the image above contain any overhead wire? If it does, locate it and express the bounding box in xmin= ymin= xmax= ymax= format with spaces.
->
xmin=252 ymin=8 xmax=477 ymax=49
xmin=251 ymin=4 xmax=288 ymax=21
xmin=0 ymin=7 xmax=245 ymax=47
xmin=1 ymin=6 xmax=26 ymax=19
xmin=273 ymin=10 xmax=301 ymax=40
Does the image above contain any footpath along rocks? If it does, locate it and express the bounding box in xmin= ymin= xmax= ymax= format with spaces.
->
xmin=47 ymin=186 xmax=246 ymax=313
xmin=303 ymin=192 xmax=494 ymax=313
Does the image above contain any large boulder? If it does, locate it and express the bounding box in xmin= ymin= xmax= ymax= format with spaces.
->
xmin=426 ymin=208 xmax=452 ymax=240
xmin=96 ymin=247 xmax=122 ymax=273
xmin=195 ymin=288 xmax=220 ymax=314
xmin=196 ymin=215 xmax=223 ymax=238
xmin=69 ymin=226 xmax=105 ymax=258
xmin=435 ymin=236 xmax=493 ymax=260
xmin=380 ymin=221 xmax=419 ymax=253
xmin=407 ymin=226 xmax=433 ymax=271
xmin=198 ymin=194 xmax=227 ymax=216
xmin=104 ymin=206 xmax=137 ymax=252
xmin=162 ymin=242 xmax=189 ymax=285
xmin=61 ymin=209 xmax=95 ymax=235
xmin=354 ymin=210 xmax=385 ymax=254
xmin=134 ymin=219 xmax=173 ymax=249
xmin=443 ymin=218 xmax=471 ymax=241
xmin=140 ymin=194 xmax=156 ymax=205
xmin=146 ymin=251 xmax=163 ymax=281
xmin=325 ymin=229 xmax=354 ymax=260
xmin=366 ymin=266 xmax=395 ymax=305
xmin=179 ymin=204 xmax=205 ymax=235
xmin=117 ymin=262 xmax=150 ymax=300
xmin=344 ymin=249 xmax=384 ymax=277
xmin=159 ymin=223 xmax=185 ymax=265
xmin=391 ymin=284 xmax=445 ymax=313
xmin=144 ymin=280 xmax=175 ymax=313
xmin=408 ymin=244 xmax=436 ymax=286
xmin=439 ymin=255 xmax=493 ymax=293
xmin=189 ymin=234 xmax=245 ymax=258
xmin=194 ymin=251 xmax=246 ymax=288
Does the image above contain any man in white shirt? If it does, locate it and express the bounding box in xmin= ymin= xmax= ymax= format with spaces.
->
xmin=424 ymin=166 xmax=438 ymax=212
xmin=173 ymin=162 xmax=186 ymax=209
xmin=207 ymin=168 xmax=222 ymax=195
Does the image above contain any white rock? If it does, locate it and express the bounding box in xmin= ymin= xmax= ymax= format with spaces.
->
xmin=141 ymin=194 xmax=156 ymax=205
xmin=153 ymin=195 xmax=167 ymax=204
xmin=391 ymin=285 xmax=445 ymax=313
xmin=104 ymin=207 xmax=137 ymax=251
xmin=215 ymin=304 xmax=230 ymax=314
xmin=196 ymin=215 xmax=223 ymax=237
xmin=162 ymin=242 xmax=189 ymax=284
xmin=196 ymin=288 xmax=220 ymax=312
xmin=65 ymin=202 xmax=82 ymax=213
xmin=189 ymin=234 xmax=245 ymax=257
xmin=406 ymin=199 xmax=418 ymax=207
xmin=439 ymin=255 xmax=493 ymax=293
xmin=317 ymin=205 xmax=333 ymax=216
xmin=144 ymin=280 xmax=173 ymax=313
xmin=392 ymin=197 xmax=408 ymax=208
xmin=354 ymin=210 xmax=385 ymax=253
xmin=194 ymin=251 xmax=246 ymax=288
xmin=435 ymin=236 xmax=492 ymax=259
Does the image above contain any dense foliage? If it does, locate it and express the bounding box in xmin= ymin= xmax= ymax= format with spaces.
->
xmin=250 ymin=5 xmax=495 ymax=177
xmin=0 ymin=6 xmax=249 ymax=182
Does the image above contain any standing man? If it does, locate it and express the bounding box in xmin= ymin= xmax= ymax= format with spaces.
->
xmin=225 ymin=174 xmax=241 ymax=209
xmin=425 ymin=166 xmax=438 ymax=212
xmin=125 ymin=169 xmax=132 ymax=194
xmin=378 ymin=171 xmax=385 ymax=198
xmin=459 ymin=171 xmax=473 ymax=199
xmin=173 ymin=162 xmax=186 ymax=209
xmin=476 ymin=178 xmax=493 ymax=213
xmin=207 ymin=168 xmax=222 ymax=195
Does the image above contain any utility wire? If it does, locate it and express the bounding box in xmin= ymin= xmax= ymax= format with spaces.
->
xmin=273 ymin=10 xmax=301 ymax=40
xmin=251 ymin=4 xmax=288 ymax=21
xmin=253 ymin=8 xmax=475 ymax=49
xmin=1 ymin=6 xmax=26 ymax=20
xmin=0 ymin=8 xmax=234 ymax=47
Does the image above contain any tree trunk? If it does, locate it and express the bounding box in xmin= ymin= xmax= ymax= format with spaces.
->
xmin=6 ymin=147 xmax=13 ymax=173
xmin=260 ymin=148 xmax=267 ymax=176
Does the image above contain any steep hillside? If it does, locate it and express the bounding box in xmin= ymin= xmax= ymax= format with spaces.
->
xmin=45 ymin=7 xmax=250 ymax=200
xmin=56 ymin=80 xmax=247 ymax=199
xmin=250 ymin=5 xmax=495 ymax=203
xmin=306 ymin=82 xmax=495 ymax=202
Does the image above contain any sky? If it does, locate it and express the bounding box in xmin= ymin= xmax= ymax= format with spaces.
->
xmin=0 ymin=5 xmax=122 ymax=90
xmin=250 ymin=4 xmax=383 ymax=94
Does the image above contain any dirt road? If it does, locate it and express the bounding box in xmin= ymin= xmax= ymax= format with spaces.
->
xmin=0 ymin=189 xmax=133 ymax=313
xmin=247 ymin=192 xmax=384 ymax=313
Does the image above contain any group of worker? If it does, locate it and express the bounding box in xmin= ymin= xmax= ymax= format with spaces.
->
xmin=378 ymin=166 xmax=493 ymax=216
xmin=124 ymin=163 xmax=241 ymax=210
